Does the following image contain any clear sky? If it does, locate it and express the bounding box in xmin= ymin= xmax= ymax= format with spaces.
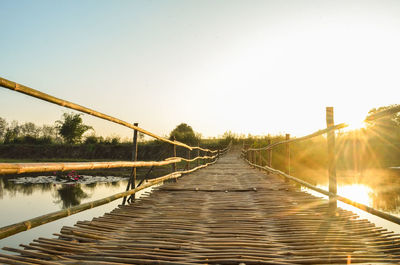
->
xmin=1 ymin=0 xmax=399 ymax=139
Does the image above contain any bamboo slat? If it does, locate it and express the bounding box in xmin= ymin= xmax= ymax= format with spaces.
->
xmin=0 ymin=172 xmax=178 ymax=240
xmin=0 ymin=152 xmax=222 ymax=240
xmin=244 ymin=157 xmax=400 ymax=225
xmin=3 ymin=149 xmax=400 ymax=264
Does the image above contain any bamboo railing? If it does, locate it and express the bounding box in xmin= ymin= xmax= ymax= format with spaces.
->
xmin=242 ymin=106 xmax=400 ymax=225
xmin=0 ymin=77 xmax=211 ymax=152
xmin=0 ymin=154 xmax=228 ymax=240
xmin=0 ymin=76 xmax=231 ymax=240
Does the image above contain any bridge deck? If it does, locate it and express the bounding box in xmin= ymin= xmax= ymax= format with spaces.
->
xmin=2 ymin=150 xmax=400 ymax=264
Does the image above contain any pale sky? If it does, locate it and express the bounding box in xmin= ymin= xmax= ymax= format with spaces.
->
xmin=1 ymin=0 xmax=399 ymax=139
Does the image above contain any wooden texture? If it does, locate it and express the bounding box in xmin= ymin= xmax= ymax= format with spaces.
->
xmin=0 ymin=159 xmax=181 ymax=175
xmin=2 ymin=148 xmax=400 ymax=264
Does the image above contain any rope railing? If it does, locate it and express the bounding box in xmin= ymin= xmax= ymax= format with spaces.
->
xmin=0 ymin=76 xmax=232 ymax=240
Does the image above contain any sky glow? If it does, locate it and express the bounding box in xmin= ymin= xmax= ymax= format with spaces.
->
xmin=0 ymin=0 xmax=399 ymax=139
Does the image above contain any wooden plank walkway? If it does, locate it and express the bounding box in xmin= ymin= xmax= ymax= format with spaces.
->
xmin=2 ymin=149 xmax=400 ymax=264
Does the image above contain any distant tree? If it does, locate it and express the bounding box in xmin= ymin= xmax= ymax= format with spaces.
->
xmin=221 ymin=130 xmax=238 ymax=145
xmin=366 ymin=105 xmax=400 ymax=140
xmin=3 ymin=121 xmax=21 ymax=143
xmin=20 ymin=122 xmax=39 ymax=138
xmin=84 ymin=134 xmax=100 ymax=144
xmin=56 ymin=113 xmax=93 ymax=144
xmin=0 ymin=117 xmax=7 ymax=141
xmin=169 ymin=123 xmax=199 ymax=145
xmin=40 ymin=124 xmax=60 ymax=142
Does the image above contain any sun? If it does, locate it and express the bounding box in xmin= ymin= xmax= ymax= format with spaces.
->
xmin=345 ymin=119 xmax=367 ymax=131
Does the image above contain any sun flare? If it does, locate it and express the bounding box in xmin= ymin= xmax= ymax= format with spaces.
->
xmin=338 ymin=184 xmax=373 ymax=206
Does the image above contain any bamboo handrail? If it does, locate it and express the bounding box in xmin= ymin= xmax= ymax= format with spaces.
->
xmin=244 ymin=157 xmax=400 ymax=226
xmin=246 ymin=123 xmax=348 ymax=152
xmin=0 ymin=172 xmax=179 ymax=240
xmin=0 ymin=76 xmax=232 ymax=240
xmin=365 ymin=104 xmax=400 ymax=122
xmin=0 ymin=77 xmax=213 ymax=152
xmin=0 ymin=155 xmax=222 ymax=240
xmin=0 ymin=159 xmax=181 ymax=175
xmin=167 ymin=154 xmax=217 ymax=163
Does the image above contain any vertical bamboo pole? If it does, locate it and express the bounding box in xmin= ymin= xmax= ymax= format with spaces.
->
xmin=326 ymin=107 xmax=337 ymax=211
xmin=267 ymin=139 xmax=272 ymax=169
xmin=258 ymin=150 xmax=262 ymax=166
xmin=186 ymin=149 xmax=191 ymax=170
xmin=197 ymin=143 xmax=200 ymax=167
xmin=285 ymin=134 xmax=290 ymax=176
xmin=172 ymin=136 xmax=177 ymax=172
xmin=122 ymin=122 xmax=139 ymax=205
xmin=130 ymin=123 xmax=139 ymax=201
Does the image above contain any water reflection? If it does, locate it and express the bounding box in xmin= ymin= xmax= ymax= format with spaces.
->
xmin=293 ymin=166 xmax=400 ymax=214
xmin=0 ymin=177 xmax=129 ymax=210
xmin=54 ymin=185 xmax=89 ymax=208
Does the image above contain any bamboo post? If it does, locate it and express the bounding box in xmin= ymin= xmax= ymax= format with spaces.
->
xmin=267 ymin=139 xmax=272 ymax=169
xmin=172 ymin=136 xmax=177 ymax=172
xmin=129 ymin=122 xmax=139 ymax=202
xmin=197 ymin=143 xmax=200 ymax=167
xmin=258 ymin=150 xmax=262 ymax=166
xmin=326 ymin=107 xmax=337 ymax=211
xmin=123 ymin=122 xmax=139 ymax=205
xmin=186 ymin=149 xmax=190 ymax=170
xmin=285 ymin=134 xmax=290 ymax=176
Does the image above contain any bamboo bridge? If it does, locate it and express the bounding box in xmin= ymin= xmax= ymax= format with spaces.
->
xmin=1 ymin=77 xmax=400 ymax=264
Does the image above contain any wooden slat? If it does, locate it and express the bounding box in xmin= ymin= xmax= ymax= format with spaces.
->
xmin=2 ymin=148 xmax=400 ymax=264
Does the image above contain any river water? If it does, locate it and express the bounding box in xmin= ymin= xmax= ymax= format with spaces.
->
xmin=1 ymin=168 xmax=400 ymax=253
xmin=0 ymin=177 xmax=158 ymax=253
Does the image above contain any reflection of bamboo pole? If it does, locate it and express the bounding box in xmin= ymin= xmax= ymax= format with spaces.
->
xmin=0 ymin=77 xmax=217 ymax=152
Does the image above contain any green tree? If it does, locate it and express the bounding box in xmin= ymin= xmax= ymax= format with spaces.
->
xmin=56 ymin=113 xmax=93 ymax=144
xmin=0 ymin=117 xmax=7 ymax=142
xmin=169 ymin=123 xmax=199 ymax=145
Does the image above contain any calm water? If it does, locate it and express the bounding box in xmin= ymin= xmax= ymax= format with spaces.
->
xmin=0 ymin=177 xmax=157 ymax=253
xmin=1 ymin=168 xmax=400 ymax=253
xmin=292 ymin=167 xmax=400 ymax=234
